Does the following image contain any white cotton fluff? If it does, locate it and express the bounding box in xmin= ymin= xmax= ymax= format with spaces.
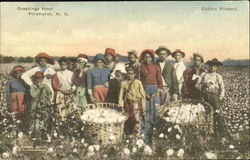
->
xmin=80 ymin=108 xmax=126 ymax=124
xmin=164 ymin=103 xmax=205 ymax=124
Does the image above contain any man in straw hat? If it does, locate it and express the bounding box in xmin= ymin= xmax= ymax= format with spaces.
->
xmin=195 ymin=58 xmax=226 ymax=138
xmin=171 ymin=49 xmax=186 ymax=99
xmin=125 ymin=50 xmax=141 ymax=79
xmin=22 ymin=52 xmax=56 ymax=101
xmin=155 ymin=46 xmax=179 ymax=104
xmin=182 ymin=53 xmax=206 ymax=100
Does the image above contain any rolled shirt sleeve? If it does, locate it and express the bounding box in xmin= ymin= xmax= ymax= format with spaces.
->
xmin=218 ymin=75 xmax=225 ymax=99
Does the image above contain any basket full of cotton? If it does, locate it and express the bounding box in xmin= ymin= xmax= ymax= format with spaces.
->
xmin=80 ymin=103 xmax=127 ymax=145
xmin=159 ymin=99 xmax=214 ymax=134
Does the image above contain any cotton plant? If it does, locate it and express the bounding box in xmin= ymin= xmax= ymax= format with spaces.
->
xmin=0 ymin=67 xmax=249 ymax=159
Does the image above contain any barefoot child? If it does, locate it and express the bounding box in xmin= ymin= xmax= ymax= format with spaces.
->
xmin=29 ymin=71 xmax=52 ymax=140
xmin=119 ymin=66 xmax=146 ymax=136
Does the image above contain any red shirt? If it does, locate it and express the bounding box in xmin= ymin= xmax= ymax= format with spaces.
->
xmin=140 ymin=64 xmax=163 ymax=89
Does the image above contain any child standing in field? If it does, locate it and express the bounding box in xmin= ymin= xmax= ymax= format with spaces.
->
xmin=119 ymin=66 xmax=146 ymax=136
xmin=52 ymin=57 xmax=76 ymax=120
xmin=29 ymin=71 xmax=52 ymax=140
xmin=8 ymin=65 xmax=29 ymax=114
xmin=107 ymin=70 xmax=124 ymax=104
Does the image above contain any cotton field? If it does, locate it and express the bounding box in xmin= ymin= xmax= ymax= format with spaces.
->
xmin=0 ymin=63 xmax=249 ymax=159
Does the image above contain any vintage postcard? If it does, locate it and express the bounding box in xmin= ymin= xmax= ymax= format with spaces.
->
xmin=0 ymin=1 xmax=249 ymax=159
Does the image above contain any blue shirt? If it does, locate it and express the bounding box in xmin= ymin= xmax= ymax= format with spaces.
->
xmin=8 ymin=78 xmax=27 ymax=93
xmin=86 ymin=67 xmax=111 ymax=89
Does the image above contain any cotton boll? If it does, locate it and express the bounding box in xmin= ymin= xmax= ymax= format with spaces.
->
xmin=176 ymin=134 xmax=181 ymax=140
xmin=123 ymin=148 xmax=130 ymax=155
xmin=229 ymin=145 xmax=235 ymax=149
xmin=177 ymin=148 xmax=184 ymax=158
xmin=88 ymin=145 xmax=94 ymax=152
xmin=136 ymin=139 xmax=144 ymax=148
xmin=205 ymin=152 xmax=217 ymax=159
xmin=166 ymin=149 xmax=174 ymax=156
xmin=94 ymin=145 xmax=100 ymax=151
xmin=144 ymin=145 xmax=153 ymax=155
xmin=132 ymin=147 xmax=137 ymax=153
xmin=159 ymin=133 xmax=164 ymax=138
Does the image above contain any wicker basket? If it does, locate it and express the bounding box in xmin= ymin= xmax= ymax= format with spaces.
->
xmin=79 ymin=103 xmax=127 ymax=145
xmin=158 ymin=99 xmax=214 ymax=134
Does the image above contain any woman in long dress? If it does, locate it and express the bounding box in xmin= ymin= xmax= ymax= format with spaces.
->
xmin=52 ymin=57 xmax=76 ymax=120
xmin=72 ymin=54 xmax=89 ymax=107
xmin=139 ymin=49 xmax=163 ymax=145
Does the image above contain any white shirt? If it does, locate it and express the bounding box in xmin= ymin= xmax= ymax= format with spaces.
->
xmin=107 ymin=62 xmax=126 ymax=79
xmin=158 ymin=61 xmax=167 ymax=87
xmin=57 ymin=70 xmax=76 ymax=90
xmin=199 ymin=72 xmax=225 ymax=98
xmin=173 ymin=61 xmax=186 ymax=87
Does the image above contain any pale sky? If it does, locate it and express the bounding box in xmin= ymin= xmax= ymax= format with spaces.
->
xmin=0 ymin=1 xmax=249 ymax=61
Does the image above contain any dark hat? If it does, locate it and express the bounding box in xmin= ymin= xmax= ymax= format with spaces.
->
xmin=33 ymin=71 xmax=44 ymax=78
xmin=171 ymin=49 xmax=185 ymax=58
xmin=94 ymin=54 xmax=106 ymax=63
xmin=77 ymin=54 xmax=88 ymax=63
xmin=155 ymin=46 xmax=171 ymax=56
xmin=58 ymin=56 xmax=68 ymax=64
xmin=193 ymin=53 xmax=204 ymax=63
xmin=35 ymin=52 xmax=55 ymax=65
xmin=205 ymin=58 xmax=223 ymax=66
xmin=68 ymin=57 xmax=77 ymax=63
xmin=12 ymin=65 xmax=25 ymax=73
xmin=127 ymin=50 xmax=138 ymax=58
